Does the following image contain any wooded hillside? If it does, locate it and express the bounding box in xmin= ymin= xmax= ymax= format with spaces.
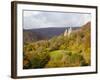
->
xmin=23 ymin=22 xmax=91 ymax=69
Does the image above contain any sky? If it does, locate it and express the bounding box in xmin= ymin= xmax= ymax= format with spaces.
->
xmin=23 ymin=10 xmax=91 ymax=29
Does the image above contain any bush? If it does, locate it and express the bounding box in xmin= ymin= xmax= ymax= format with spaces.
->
xmin=30 ymin=50 xmax=50 ymax=68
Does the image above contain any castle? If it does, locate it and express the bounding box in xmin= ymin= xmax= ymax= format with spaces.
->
xmin=64 ymin=27 xmax=72 ymax=36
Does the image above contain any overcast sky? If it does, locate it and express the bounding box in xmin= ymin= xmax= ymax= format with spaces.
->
xmin=23 ymin=10 xmax=91 ymax=29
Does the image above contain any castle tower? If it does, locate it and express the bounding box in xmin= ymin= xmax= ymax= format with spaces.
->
xmin=68 ymin=27 xmax=72 ymax=36
xmin=64 ymin=28 xmax=68 ymax=36
xmin=64 ymin=27 xmax=72 ymax=36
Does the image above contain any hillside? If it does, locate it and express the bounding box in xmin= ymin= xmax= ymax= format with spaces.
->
xmin=23 ymin=22 xmax=91 ymax=69
xmin=23 ymin=30 xmax=47 ymax=43
xmin=23 ymin=27 xmax=79 ymax=43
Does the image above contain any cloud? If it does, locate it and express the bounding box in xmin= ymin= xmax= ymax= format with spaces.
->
xmin=23 ymin=11 xmax=41 ymax=17
xmin=23 ymin=11 xmax=91 ymax=29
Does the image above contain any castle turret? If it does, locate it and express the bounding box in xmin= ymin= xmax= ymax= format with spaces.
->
xmin=64 ymin=27 xmax=72 ymax=36
xmin=68 ymin=27 xmax=72 ymax=36
xmin=64 ymin=28 xmax=68 ymax=36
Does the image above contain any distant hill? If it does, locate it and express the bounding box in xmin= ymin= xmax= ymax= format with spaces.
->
xmin=23 ymin=27 xmax=79 ymax=43
xmin=23 ymin=30 xmax=46 ymax=43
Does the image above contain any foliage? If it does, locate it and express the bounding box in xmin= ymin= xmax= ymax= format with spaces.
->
xmin=23 ymin=22 xmax=91 ymax=69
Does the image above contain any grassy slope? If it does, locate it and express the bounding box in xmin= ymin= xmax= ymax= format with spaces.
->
xmin=49 ymin=50 xmax=67 ymax=60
